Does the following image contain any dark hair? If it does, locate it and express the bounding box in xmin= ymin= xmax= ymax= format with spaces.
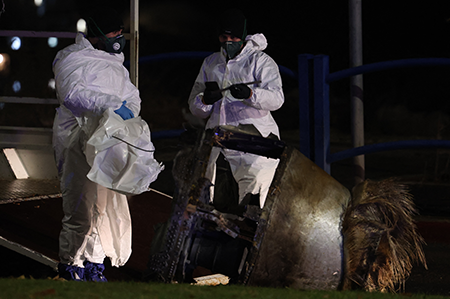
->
xmin=217 ymin=9 xmax=247 ymax=39
xmin=87 ymin=8 xmax=124 ymax=38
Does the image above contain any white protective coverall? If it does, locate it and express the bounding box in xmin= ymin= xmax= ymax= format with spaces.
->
xmin=52 ymin=32 xmax=141 ymax=267
xmin=188 ymin=33 xmax=284 ymax=208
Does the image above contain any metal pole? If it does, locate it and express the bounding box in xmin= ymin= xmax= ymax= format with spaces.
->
xmin=349 ymin=0 xmax=364 ymax=184
xmin=298 ymin=54 xmax=314 ymax=159
xmin=314 ymin=55 xmax=331 ymax=174
xmin=130 ymin=0 xmax=139 ymax=87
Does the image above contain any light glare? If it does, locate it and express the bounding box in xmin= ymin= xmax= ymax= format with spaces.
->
xmin=48 ymin=78 xmax=55 ymax=90
xmin=12 ymin=81 xmax=21 ymax=93
xmin=0 ymin=53 xmax=9 ymax=72
xmin=34 ymin=0 xmax=43 ymax=6
xmin=11 ymin=37 xmax=21 ymax=50
xmin=48 ymin=37 xmax=58 ymax=48
xmin=77 ymin=19 xmax=87 ymax=33
xmin=3 ymin=148 xmax=29 ymax=179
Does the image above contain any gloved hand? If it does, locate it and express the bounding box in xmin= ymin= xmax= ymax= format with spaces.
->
xmin=203 ymin=82 xmax=223 ymax=105
xmin=229 ymin=83 xmax=252 ymax=99
xmin=114 ymin=101 xmax=134 ymax=120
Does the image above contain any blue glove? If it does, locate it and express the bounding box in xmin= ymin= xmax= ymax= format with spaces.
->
xmin=114 ymin=101 xmax=134 ymax=120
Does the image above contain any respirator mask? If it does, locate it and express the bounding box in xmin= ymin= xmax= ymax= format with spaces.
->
xmin=219 ymin=18 xmax=247 ymax=60
xmin=102 ymin=34 xmax=126 ymax=54
xmin=88 ymin=17 xmax=126 ymax=54
xmin=221 ymin=40 xmax=244 ymax=60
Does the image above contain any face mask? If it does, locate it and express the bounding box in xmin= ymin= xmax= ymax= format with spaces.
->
xmin=103 ymin=34 xmax=126 ymax=54
xmin=221 ymin=40 xmax=243 ymax=59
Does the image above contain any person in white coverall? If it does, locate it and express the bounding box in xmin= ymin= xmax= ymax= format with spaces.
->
xmin=188 ymin=9 xmax=284 ymax=213
xmin=52 ymin=8 xmax=140 ymax=281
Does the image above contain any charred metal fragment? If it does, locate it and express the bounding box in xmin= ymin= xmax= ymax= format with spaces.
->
xmin=213 ymin=125 xmax=285 ymax=159
xmin=145 ymin=126 xmax=351 ymax=290
xmin=145 ymin=127 xmax=427 ymax=292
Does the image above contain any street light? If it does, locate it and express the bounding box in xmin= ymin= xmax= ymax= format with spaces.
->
xmin=0 ymin=53 xmax=10 ymax=74
xmin=10 ymin=37 xmax=21 ymax=50
xmin=77 ymin=19 xmax=87 ymax=34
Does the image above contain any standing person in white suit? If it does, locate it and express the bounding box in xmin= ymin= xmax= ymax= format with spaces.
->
xmin=52 ymin=7 xmax=141 ymax=281
xmin=188 ymin=8 xmax=284 ymax=215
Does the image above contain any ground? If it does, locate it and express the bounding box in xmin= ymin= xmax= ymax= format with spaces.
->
xmin=1 ymin=132 xmax=450 ymax=296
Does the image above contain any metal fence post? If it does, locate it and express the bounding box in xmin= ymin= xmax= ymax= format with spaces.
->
xmin=298 ymin=54 xmax=314 ymax=159
xmin=349 ymin=0 xmax=365 ymax=183
xmin=313 ymin=55 xmax=330 ymax=174
xmin=130 ymin=0 xmax=139 ymax=87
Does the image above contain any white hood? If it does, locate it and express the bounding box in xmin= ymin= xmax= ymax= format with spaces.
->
xmin=189 ymin=33 xmax=284 ymax=139
xmin=244 ymin=33 xmax=268 ymax=52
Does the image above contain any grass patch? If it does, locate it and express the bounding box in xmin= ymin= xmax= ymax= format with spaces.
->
xmin=0 ymin=278 xmax=447 ymax=299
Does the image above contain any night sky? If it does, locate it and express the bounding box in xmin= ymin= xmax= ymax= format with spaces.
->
xmin=2 ymin=0 xmax=450 ymax=132
xmin=3 ymin=1 xmax=450 ymax=68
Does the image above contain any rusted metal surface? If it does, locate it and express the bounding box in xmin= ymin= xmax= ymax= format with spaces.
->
xmin=247 ymin=146 xmax=350 ymax=290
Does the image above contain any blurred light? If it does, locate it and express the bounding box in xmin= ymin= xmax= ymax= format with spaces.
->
xmin=0 ymin=53 xmax=10 ymax=73
xmin=48 ymin=37 xmax=58 ymax=48
xmin=48 ymin=78 xmax=55 ymax=90
xmin=35 ymin=0 xmax=45 ymax=16
xmin=12 ymin=81 xmax=21 ymax=93
xmin=10 ymin=37 xmax=21 ymax=50
xmin=3 ymin=148 xmax=29 ymax=179
xmin=37 ymin=5 xmax=45 ymax=17
xmin=77 ymin=18 xmax=87 ymax=33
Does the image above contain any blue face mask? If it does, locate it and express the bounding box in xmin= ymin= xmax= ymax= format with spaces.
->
xmin=103 ymin=34 xmax=126 ymax=54
xmin=221 ymin=40 xmax=243 ymax=59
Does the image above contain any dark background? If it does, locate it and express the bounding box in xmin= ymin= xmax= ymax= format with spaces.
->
xmin=1 ymin=3 xmax=450 ymax=294
xmin=2 ymin=1 xmax=450 ymax=135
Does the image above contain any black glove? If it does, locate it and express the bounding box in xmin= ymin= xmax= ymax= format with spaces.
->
xmin=229 ymin=83 xmax=252 ymax=99
xmin=203 ymin=81 xmax=223 ymax=105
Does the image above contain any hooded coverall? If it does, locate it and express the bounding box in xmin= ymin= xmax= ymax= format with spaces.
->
xmin=188 ymin=33 xmax=284 ymax=208
xmin=52 ymin=32 xmax=141 ymax=267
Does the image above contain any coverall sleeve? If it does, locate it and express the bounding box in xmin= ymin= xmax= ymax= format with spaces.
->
xmin=57 ymin=64 xmax=124 ymax=117
xmin=243 ymin=54 xmax=284 ymax=111
xmin=188 ymin=61 xmax=213 ymax=119
xmin=121 ymin=79 xmax=141 ymax=117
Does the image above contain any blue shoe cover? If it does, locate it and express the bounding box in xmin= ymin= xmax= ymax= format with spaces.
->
xmin=84 ymin=261 xmax=108 ymax=282
xmin=58 ymin=263 xmax=85 ymax=281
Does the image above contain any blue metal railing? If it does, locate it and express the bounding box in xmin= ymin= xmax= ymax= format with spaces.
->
xmin=129 ymin=51 xmax=298 ymax=140
xmin=327 ymin=58 xmax=450 ymax=83
xmin=328 ymin=140 xmax=450 ymax=164
xmin=307 ymin=56 xmax=450 ymax=173
xmin=128 ymin=51 xmax=298 ymax=79
xmin=124 ymin=51 xmax=213 ymax=68
xmin=132 ymin=52 xmax=450 ymax=173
